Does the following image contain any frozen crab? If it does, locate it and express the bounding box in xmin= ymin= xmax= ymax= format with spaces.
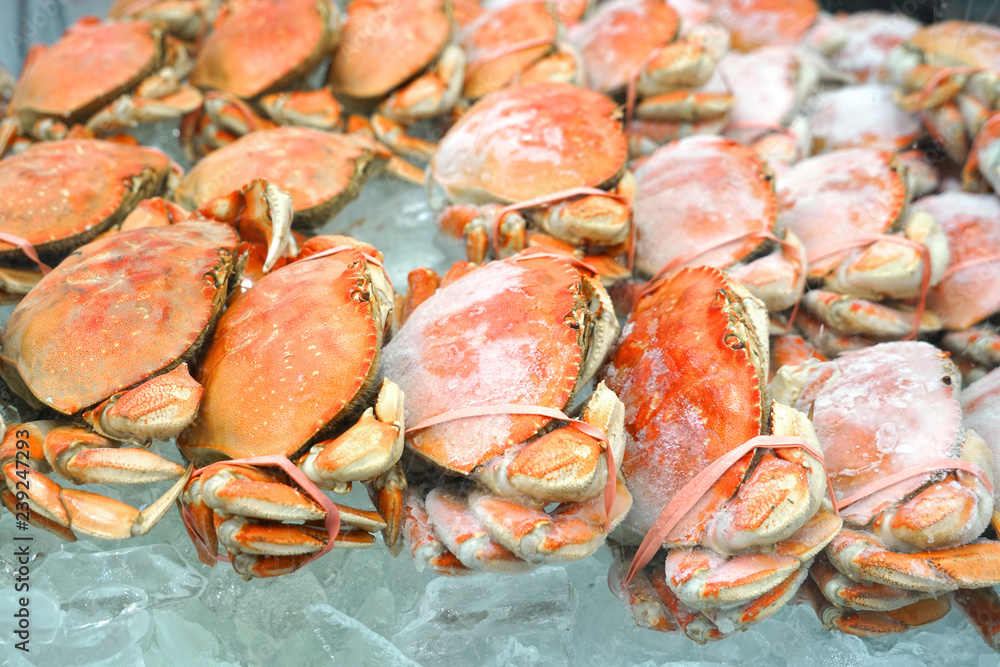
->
xmin=432 ymin=82 xmax=633 ymax=279
xmin=776 ymin=147 xmax=949 ymax=339
xmin=773 ymin=341 xmax=1000 ymax=636
xmin=383 ymin=251 xmax=630 ymax=574
xmin=182 ymin=0 xmax=344 ymax=156
xmin=606 ymin=266 xmax=839 ymax=641
xmin=178 ymin=237 xmax=405 ymax=579
xmin=0 ymin=138 xmax=176 ymax=299
xmin=174 ymin=127 xmax=388 ymax=228
xmin=0 ymin=181 xmax=294 ymax=542
xmin=712 ymin=0 xmax=819 ymax=52
xmin=631 ymin=135 xmax=805 ymax=313
xmin=327 ymin=0 xmax=464 ymax=163
xmin=0 ymin=17 xmax=202 ymax=154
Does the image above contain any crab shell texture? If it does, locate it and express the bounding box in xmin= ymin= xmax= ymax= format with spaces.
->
xmin=786 ymin=341 xmax=994 ymax=553
xmin=177 ymin=247 xmax=388 ymax=464
xmin=716 ymin=46 xmax=801 ymax=129
xmin=0 ymin=222 xmax=238 ymax=416
xmin=826 ymin=11 xmax=918 ymax=83
xmin=174 ymin=128 xmax=383 ymax=228
xmin=190 ymin=0 xmax=339 ymax=99
xmin=713 ymin=0 xmax=818 ymax=52
xmin=902 ymin=21 xmax=1000 ymax=72
xmin=7 ymin=18 xmax=165 ymax=127
xmin=913 ymin=192 xmax=1000 ymax=330
xmin=963 ymin=367 xmax=1000 ymax=508
xmin=0 ymin=139 xmax=172 ymax=261
xmin=459 ymin=0 xmax=564 ymax=99
xmin=569 ymin=0 xmax=678 ymax=95
xmin=431 ymin=82 xmax=627 ymax=205
xmin=808 ymin=84 xmax=922 ymax=155
xmin=776 ymin=148 xmax=906 ymax=277
xmin=328 ymin=0 xmax=451 ymax=103
xmin=381 ymin=252 xmax=612 ymax=475
xmin=633 ymin=135 xmax=775 ymax=277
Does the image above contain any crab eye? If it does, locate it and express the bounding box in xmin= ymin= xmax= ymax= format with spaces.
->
xmin=942 ymin=376 xmax=952 ymax=385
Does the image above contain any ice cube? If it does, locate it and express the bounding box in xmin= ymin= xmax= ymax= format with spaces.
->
xmin=299 ymin=603 xmax=420 ymax=666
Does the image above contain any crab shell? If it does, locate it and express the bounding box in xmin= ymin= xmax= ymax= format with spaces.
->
xmin=915 ymin=192 xmax=1000 ymax=330
xmin=808 ymin=84 xmax=923 ymax=155
xmin=569 ymin=0 xmax=680 ymax=95
xmin=174 ymin=127 xmax=385 ymax=228
xmin=633 ymin=135 xmax=775 ymax=277
xmin=382 ymin=252 xmax=614 ymax=474
xmin=431 ymin=82 xmax=627 ymax=205
xmin=0 ymin=139 xmax=173 ymax=261
xmin=900 ymin=21 xmax=1000 ymax=72
xmin=716 ymin=46 xmax=807 ymax=130
xmin=822 ymin=11 xmax=919 ymax=83
xmin=963 ymin=367 xmax=1000 ymax=509
xmin=190 ymin=0 xmax=340 ymax=99
xmin=328 ymin=0 xmax=452 ymax=103
xmin=7 ymin=18 xmax=166 ymax=128
xmin=177 ymin=246 xmax=391 ymax=463
xmin=0 ymin=222 xmax=239 ymax=416
xmin=712 ymin=0 xmax=818 ymax=52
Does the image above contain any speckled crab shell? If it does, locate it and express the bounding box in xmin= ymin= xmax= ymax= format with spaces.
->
xmin=633 ymin=135 xmax=776 ymax=277
xmin=189 ymin=0 xmax=339 ymax=99
xmin=570 ymin=0 xmax=680 ymax=95
xmin=430 ymin=81 xmax=628 ymax=205
xmin=177 ymin=247 xmax=384 ymax=464
xmin=328 ymin=0 xmax=451 ymax=102
xmin=7 ymin=18 xmax=163 ymax=126
xmin=381 ymin=253 xmax=597 ymax=474
xmin=776 ymin=148 xmax=907 ymax=277
xmin=174 ymin=127 xmax=384 ymax=228
xmin=0 ymin=222 xmax=239 ymax=415
xmin=0 ymin=138 xmax=173 ymax=261
xmin=915 ymin=192 xmax=1000 ymax=330
xmin=602 ymin=266 xmax=767 ymax=538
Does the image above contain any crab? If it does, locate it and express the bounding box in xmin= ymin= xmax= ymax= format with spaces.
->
xmin=772 ymin=341 xmax=1000 ymax=636
xmin=174 ymin=127 xmax=388 ymax=228
xmin=381 ymin=251 xmax=631 ymax=574
xmin=711 ymin=0 xmax=819 ymax=52
xmin=177 ymin=237 xmax=406 ymax=579
xmin=807 ymin=83 xmax=923 ymax=155
xmin=0 ymin=180 xmax=294 ymax=542
xmin=631 ymin=135 xmax=805 ymax=313
xmin=803 ymin=10 xmax=919 ymax=83
xmin=459 ymin=0 xmax=582 ymax=102
xmin=0 ymin=17 xmax=202 ymax=155
xmin=180 ymin=0 xmax=343 ymax=157
xmin=326 ymin=0 xmax=464 ymax=164
xmin=108 ymin=0 xmax=217 ymax=42
xmin=605 ymin=266 xmax=840 ymax=641
xmin=775 ymin=147 xmax=949 ymax=339
xmin=0 ymin=138 xmax=176 ymax=300
xmin=453 ymin=0 xmax=592 ymax=27
xmin=431 ymin=82 xmax=633 ymax=279
xmin=907 ymin=192 xmax=1000 ymax=377
xmin=570 ymin=0 xmax=732 ymax=154
xmin=887 ymin=21 xmax=1000 ymax=171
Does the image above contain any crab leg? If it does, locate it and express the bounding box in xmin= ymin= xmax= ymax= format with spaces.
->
xmin=0 ymin=421 xmax=190 ymax=540
xmin=401 ymin=490 xmax=472 ymax=575
xmin=810 ymin=554 xmax=931 ymax=611
xmin=800 ymin=577 xmax=952 ymax=636
xmin=953 ymin=587 xmax=1000 ymax=651
xmin=380 ymin=44 xmax=466 ymax=126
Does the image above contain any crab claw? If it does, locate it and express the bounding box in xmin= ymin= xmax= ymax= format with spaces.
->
xmin=197 ymin=179 xmax=296 ymax=272
xmin=401 ymin=490 xmax=472 ymax=576
xmin=800 ymin=577 xmax=952 ymax=636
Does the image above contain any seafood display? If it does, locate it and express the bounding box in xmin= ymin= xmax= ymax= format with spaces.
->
xmin=4 ymin=0 xmax=1000 ymax=663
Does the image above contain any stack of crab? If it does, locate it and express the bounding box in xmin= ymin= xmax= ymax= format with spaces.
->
xmin=5 ymin=0 xmax=1000 ymax=658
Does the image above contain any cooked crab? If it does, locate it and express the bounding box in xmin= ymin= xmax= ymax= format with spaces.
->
xmin=383 ymin=251 xmax=630 ymax=574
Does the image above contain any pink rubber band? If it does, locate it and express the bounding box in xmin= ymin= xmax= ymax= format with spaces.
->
xmin=0 ymin=232 xmax=52 ymax=274
xmin=407 ymin=403 xmax=618 ymax=531
xmin=805 ymin=233 xmax=931 ymax=341
xmin=181 ymin=454 xmax=341 ymax=569
xmin=623 ymin=435 xmax=836 ymax=587
xmin=297 ymin=244 xmax=395 ymax=294
xmin=835 ymin=458 xmax=993 ymax=511
xmin=940 ymin=252 xmax=1000 ymax=283
xmin=491 ymin=186 xmax=632 ymax=260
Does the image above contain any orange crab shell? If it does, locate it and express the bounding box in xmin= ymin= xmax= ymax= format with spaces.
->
xmin=174 ymin=127 xmax=384 ymax=227
xmin=916 ymin=192 xmax=1000 ymax=330
xmin=570 ymin=0 xmax=680 ymax=94
xmin=328 ymin=0 xmax=451 ymax=101
xmin=906 ymin=21 xmax=1000 ymax=71
xmin=714 ymin=0 xmax=818 ymax=52
xmin=189 ymin=0 xmax=337 ymax=99
xmin=431 ymin=82 xmax=627 ymax=204
xmin=0 ymin=139 xmax=173 ymax=259
xmin=776 ymin=148 xmax=907 ymax=277
xmin=602 ymin=266 xmax=764 ymax=537
xmin=381 ymin=254 xmax=586 ymax=474
xmin=8 ymin=18 xmax=162 ymax=124
xmin=633 ymin=135 xmax=776 ymax=276
xmin=0 ymin=222 xmax=239 ymax=415
xmin=177 ymin=248 xmax=381 ymax=464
